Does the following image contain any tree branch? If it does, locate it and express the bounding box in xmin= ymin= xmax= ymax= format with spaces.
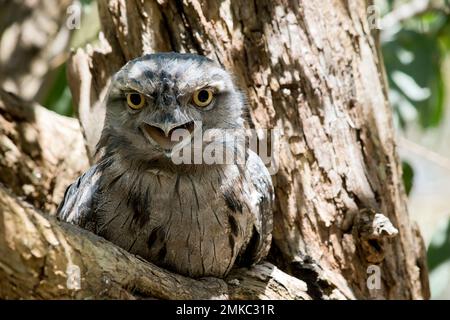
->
xmin=0 ymin=89 xmax=89 ymax=213
xmin=0 ymin=184 xmax=310 ymax=300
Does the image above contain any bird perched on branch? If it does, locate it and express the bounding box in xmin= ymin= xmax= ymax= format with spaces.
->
xmin=57 ymin=52 xmax=273 ymax=278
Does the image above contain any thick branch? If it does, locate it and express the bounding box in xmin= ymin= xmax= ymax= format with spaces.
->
xmin=0 ymin=89 xmax=89 ymax=213
xmin=0 ymin=185 xmax=310 ymax=300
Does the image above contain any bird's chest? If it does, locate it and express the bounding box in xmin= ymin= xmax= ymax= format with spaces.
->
xmin=95 ymin=167 xmax=251 ymax=278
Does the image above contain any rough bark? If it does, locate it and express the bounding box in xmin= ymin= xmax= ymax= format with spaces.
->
xmin=66 ymin=0 xmax=430 ymax=300
xmin=0 ymin=89 xmax=88 ymax=213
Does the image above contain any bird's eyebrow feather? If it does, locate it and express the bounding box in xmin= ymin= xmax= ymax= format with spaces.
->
xmin=202 ymin=80 xmax=227 ymax=92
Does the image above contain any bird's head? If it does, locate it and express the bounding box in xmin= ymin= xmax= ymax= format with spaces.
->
xmin=98 ymin=53 xmax=246 ymax=169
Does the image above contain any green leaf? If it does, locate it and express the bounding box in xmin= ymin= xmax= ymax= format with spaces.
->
xmin=42 ymin=65 xmax=73 ymax=117
xmin=382 ymin=27 xmax=446 ymax=128
xmin=428 ymin=219 xmax=450 ymax=271
xmin=401 ymin=161 xmax=414 ymax=196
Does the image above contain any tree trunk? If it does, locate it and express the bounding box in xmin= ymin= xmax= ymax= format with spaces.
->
xmin=0 ymin=0 xmax=430 ymax=300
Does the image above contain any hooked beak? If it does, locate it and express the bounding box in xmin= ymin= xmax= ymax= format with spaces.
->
xmin=140 ymin=120 xmax=195 ymax=150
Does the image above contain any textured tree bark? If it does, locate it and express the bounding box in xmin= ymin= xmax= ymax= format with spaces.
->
xmin=66 ymin=0 xmax=430 ymax=299
xmin=0 ymin=89 xmax=89 ymax=213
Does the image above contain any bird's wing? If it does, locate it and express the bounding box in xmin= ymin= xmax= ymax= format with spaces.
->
xmin=237 ymin=150 xmax=274 ymax=266
xmin=56 ymin=165 xmax=101 ymax=232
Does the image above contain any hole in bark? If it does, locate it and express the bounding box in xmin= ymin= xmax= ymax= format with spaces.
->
xmin=368 ymin=239 xmax=382 ymax=252
xmin=290 ymin=261 xmax=324 ymax=300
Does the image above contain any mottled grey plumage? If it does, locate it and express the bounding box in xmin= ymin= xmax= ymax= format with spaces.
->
xmin=57 ymin=53 xmax=273 ymax=278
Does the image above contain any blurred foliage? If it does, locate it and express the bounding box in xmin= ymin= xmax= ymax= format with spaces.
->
xmin=379 ymin=1 xmax=450 ymax=215
xmin=42 ymin=65 xmax=72 ymax=116
xmin=375 ymin=1 xmax=450 ymax=298
xmin=380 ymin=1 xmax=450 ymax=300
xmin=428 ymin=218 xmax=450 ymax=298
xmin=40 ymin=0 xmax=100 ymax=117
xmin=402 ymin=161 xmax=415 ymax=195
xmin=428 ymin=218 xmax=450 ymax=271
xmin=383 ymin=10 xmax=449 ymax=129
xmin=70 ymin=0 xmax=101 ymax=49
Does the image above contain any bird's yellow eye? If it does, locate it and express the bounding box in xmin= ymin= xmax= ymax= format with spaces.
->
xmin=126 ymin=93 xmax=145 ymax=110
xmin=192 ymin=88 xmax=214 ymax=108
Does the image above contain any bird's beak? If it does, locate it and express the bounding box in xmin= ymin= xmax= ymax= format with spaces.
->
xmin=140 ymin=120 xmax=195 ymax=150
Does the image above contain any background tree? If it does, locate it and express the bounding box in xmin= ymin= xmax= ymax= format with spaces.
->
xmin=0 ymin=0 xmax=433 ymax=299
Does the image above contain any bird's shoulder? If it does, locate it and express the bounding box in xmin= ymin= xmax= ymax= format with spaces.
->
xmin=56 ymin=165 xmax=102 ymax=230
xmin=232 ymin=150 xmax=274 ymax=266
xmin=244 ymin=150 xmax=274 ymax=199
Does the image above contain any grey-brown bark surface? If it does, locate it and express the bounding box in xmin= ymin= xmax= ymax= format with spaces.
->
xmin=0 ymin=89 xmax=88 ymax=213
xmin=67 ymin=0 xmax=430 ymax=299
